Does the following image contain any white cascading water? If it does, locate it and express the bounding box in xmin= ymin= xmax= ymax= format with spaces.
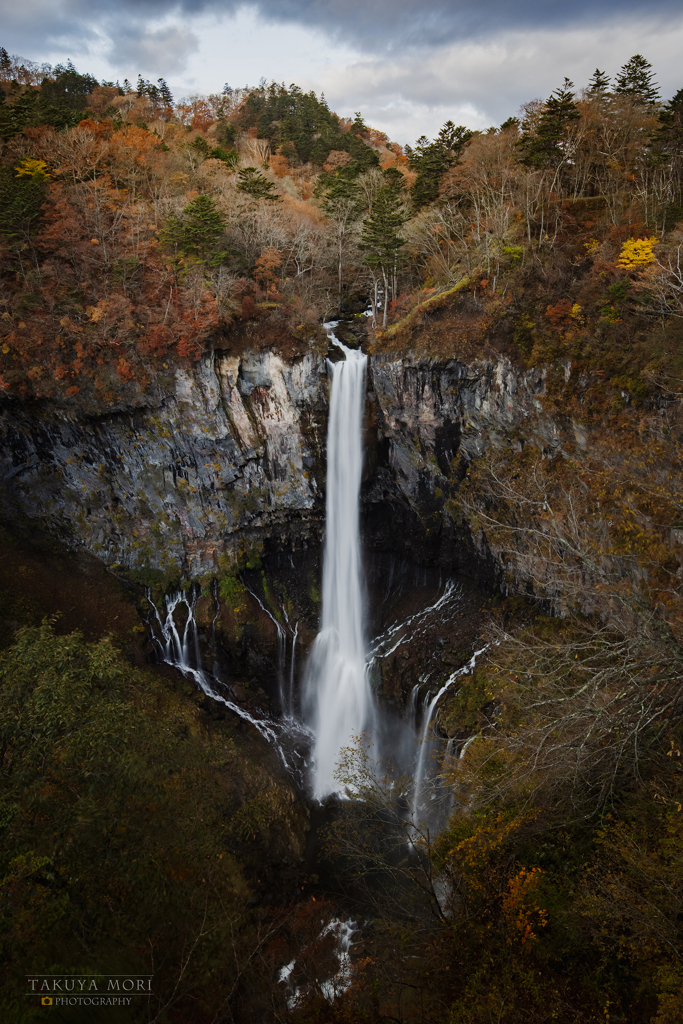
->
xmin=411 ymin=643 xmax=489 ymax=821
xmin=304 ymin=328 xmax=374 ymax=799
xmin=147 ymin=586 xmax=290 ymax=764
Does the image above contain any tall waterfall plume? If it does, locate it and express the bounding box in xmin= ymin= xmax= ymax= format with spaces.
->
xmin=305 ymin=330 xmax=374 ymax=799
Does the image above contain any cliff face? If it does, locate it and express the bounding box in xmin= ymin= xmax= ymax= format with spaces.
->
xmin=0 ymin=345 xmax=561 ymax=583
xmin=1 ymin=350 xmax=328 ymax=578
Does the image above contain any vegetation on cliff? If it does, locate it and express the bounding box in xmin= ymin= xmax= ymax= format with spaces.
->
xmin=1 ymin=48 xmax=681 ymax=411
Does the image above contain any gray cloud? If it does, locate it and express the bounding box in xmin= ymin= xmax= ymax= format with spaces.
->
xmin=106 ymin=23 xmax=200 ymax=76
xmin=2 ymin=0 xmax=681 ymax=58
xmin=303 ymin=17 xmax=683 ymax=143
xmin=230 ymin=0 xmax=679 ymax=52
xmin=2 ymin=0 xmax=681 ymax=142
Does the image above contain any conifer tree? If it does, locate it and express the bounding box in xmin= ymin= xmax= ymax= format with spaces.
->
xmin=360 ymin=169 xmax=408 ymax=327
xmin=517 ymin=78 xmax=581 ymax=173
xmin=236 ymin=166 xmax=281 ymax=202
xmin=652 ymin=88 xmax=683 ymax=221
xmin=160 ymin=194 xmax=227 ymax=270
xmin=587 ymin=68 xmax=611 ymax=94
xmin=406 ymin=121 xmax=474 ymax=209
xmin=157 ymin=77 xmax=173 ymax=107
xmin=615 ymin=55 xmax=660 ymax=104
xmin=40 ymin=62 xmax=97 ymax=112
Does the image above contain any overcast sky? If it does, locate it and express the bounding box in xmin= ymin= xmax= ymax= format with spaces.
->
xmin=2 ymin=0 xmax=683 ymax=144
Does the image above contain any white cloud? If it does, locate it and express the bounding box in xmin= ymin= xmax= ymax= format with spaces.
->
xmin=173 ymin=8 xmax=360 ymax=94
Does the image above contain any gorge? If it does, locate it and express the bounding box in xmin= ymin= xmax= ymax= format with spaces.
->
xmin=0 ymin=333 xmax=546 ymax=804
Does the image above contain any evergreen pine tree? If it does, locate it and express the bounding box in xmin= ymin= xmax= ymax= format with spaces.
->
xmin=406 ymin=121 xmax=474 ymax=209
xmin=615 ymin=55 xmax=660 ymax=104
xmin=236 ymin=166 xmax=281 ymax=203
xmin=656 ymin=88 xmax=683 ymax=145
xmin=587 ymin=69 xmax=611 ymax=94
xmin=360 ymin=170 xmax=408 ymax=327
xmin=351 ymin=111 xmax=368 ymax=136
xmin=182 ymin=195 xmax=226 ymax=265
xmin=160 ymin=194 xmax=227 ymax=270
xmin=652 ymin=88 xmax=683 ymax=223
xmin=517 ymin=78 xmax=581 ymax=169
xmin=157 ymin=78 xmax=173 ymax=107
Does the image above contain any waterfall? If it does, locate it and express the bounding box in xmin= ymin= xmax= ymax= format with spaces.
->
xmin=147 ymin=586 xmax=291 ymax=765
xmin=241 ymin=582 xmax=292 ymax=717
xmin=304 ymin=328 xmax=374 ymax=800
xmin=411 ymin=645 xmax=489 ymax=821
xmin=279 ymin=916 xmax=358 ymax=1008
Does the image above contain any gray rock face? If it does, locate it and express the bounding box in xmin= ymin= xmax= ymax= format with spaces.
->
xmin=0 ymin=346 xmax=558 ymax=582
xmin=1 ymin=350 xmax=328 ymax=577
xmin=363 ymin=353 xmax=559 ymax=582
xmin=368 ymin=354 xmax=546 ymax=497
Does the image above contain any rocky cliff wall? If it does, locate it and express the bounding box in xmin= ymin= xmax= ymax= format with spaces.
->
xmin=1 ymin=349 xmax=328 ymax=579
xmin=0 ymin=344 xmax=562 ymax=584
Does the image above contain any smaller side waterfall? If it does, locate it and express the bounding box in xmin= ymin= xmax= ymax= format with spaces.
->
xmin=147 ymin=586 xmax=290 ymax=763
xmin=278 ymin=916 xmax=358 ymax=1008
xmin=411 ymin=645 xmax=489 ymax=821
xmin=242 ymin=583 xmax=299 ymax=718
xmin=304 ymin=328 xmax=374 ymax=800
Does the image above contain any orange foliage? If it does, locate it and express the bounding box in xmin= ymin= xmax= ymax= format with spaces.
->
xmin=0 ymin=115 xmax=222 ymax=405
xmin=241 ymin=295 xmax=258 ymax=320
xmin=502 ymin=866 xmax=548 ymax=946
xmin=268 ymin=154 xmax=290 ymax=178
xmin=175 ymin=97 xmax=216 ymax=131
xmin=365 ymin=127 xmax=389 ymax=149
xmin=253 ymin=246 xmax=283 ymax=291
xmin=322 ymin=150 xmax=352 ymax=172
xmin=545 ymin=298 xmax=574 ymax=327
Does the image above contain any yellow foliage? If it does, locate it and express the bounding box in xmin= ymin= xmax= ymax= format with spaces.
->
xmin=618 ymin=236 xmax=659 ymax=267
xmin=14 ymin=157 xmax=50 ymax=180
